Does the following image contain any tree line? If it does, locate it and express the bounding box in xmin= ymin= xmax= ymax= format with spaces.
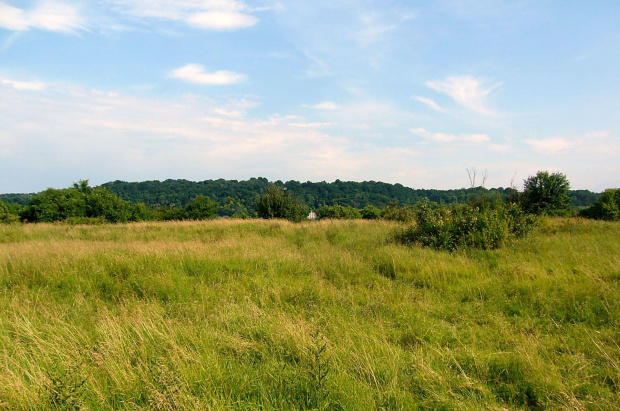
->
xmin=1 ymin=177 xmax=601 ymax=212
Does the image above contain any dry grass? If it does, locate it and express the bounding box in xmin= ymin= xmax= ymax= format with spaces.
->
xmin=0 ymin=218 xmax=619 ymax=409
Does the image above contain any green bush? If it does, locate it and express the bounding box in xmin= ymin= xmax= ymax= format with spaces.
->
xmin=0 ymin=200 xmax=19 ymax=223
xmin=316 ymin=205 xmax=362 ymax=220
xmin=360 ymin=205 xmax=382 ymax=220
xmin=0 ymin=211 xmax=19 ymax=224
xmin=21 ymin=180 xmax=133 ymax=223
xmin=579 ymin=188 xmax=620 ymax=221
xmin=184 ymin=195 xmax=218 ymax=220
xmin=256 ymin=184 xmax=308 ymax=222
xmin=381 ymin=201 xmax=415 ymax=222
xmin=397 ymin=200 xmax=536 ymax=251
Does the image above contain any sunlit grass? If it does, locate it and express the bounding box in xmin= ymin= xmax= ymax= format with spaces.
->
xmin=0 ymin=218 xmax=619 ymax=409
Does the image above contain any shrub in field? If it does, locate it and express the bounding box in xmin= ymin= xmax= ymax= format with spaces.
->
xmin=131 ymin=202 xmax=154 ymax=221
xmin=316 ymin=204 xmax=362 ymax=219
xmin=579 ymin=188 xmax=620 ymax=221
xmin=360 ymin=204 xmax=382 ymax=219
xmin=184 ymin=195 xmax=218 ymax=220
xmin=381 ymin=201 xmax=416 ymax=222
xmin=256 ymin=184 xmax=308 ymax=222
xmin=398 ymin=199 xmax=536 ymax=251
xmin=0 ymin=200 xmax=20 ymax=223
xmin=20 ymin=180 xmax=133 ymax=223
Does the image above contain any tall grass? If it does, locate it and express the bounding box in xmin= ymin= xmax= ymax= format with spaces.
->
xmin=0 ymin=218 xmax=619 ymax=409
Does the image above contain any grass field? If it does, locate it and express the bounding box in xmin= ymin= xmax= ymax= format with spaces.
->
xmin=0 ymin=218 xmax=619 ymax=410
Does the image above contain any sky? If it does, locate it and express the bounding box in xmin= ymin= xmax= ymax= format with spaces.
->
xmin=1 ymin=0 xmax=619 ymax=193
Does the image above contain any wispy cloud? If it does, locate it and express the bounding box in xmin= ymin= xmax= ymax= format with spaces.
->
xmin=0 ymin=1 xmax=85 ymax=33
xmin=426 ymin=75 xmax=501 ymax=115
xmin=414 ymin=96 xmax=446 ymax=112
xmin=267 ymin=1 xmax=415 ymax=77
xmin=170 ymin=64 xmax=246 ymax=85
xmin=411 ymin=127 xmax=490 ymax=143
xmin=105 ymin=0 xmax=258 ymax=30
xmin=525 ymin=131 xmax=614 ymax=154
xmin=525 ymin=137 xmax=573 ymax=153
xmin=0 ymin=80 xmax=433 ymax=192
xmin=306 ymin=101 xmax=339 ymax=110
xmin=1 ymin=77 xmax=46 ymax=91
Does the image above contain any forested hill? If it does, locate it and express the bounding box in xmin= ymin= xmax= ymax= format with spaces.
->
xmin=89 ymin=178 xmax=599 ymax=212
xmin=99 ymin=178 xmax=513 ymax=211
xmin=1 ymin=178 xmax=600 ymax=212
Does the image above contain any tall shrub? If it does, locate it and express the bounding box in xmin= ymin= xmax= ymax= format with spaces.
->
xmin=398 ymin=200 xmax=536 ymax=251
xmin=579 ymin=188 xmax=620 ymax=221
xmin=256 ymin=184 xmax=308 ymax=222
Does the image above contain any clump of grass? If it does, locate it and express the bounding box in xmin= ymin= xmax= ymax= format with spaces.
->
xmin=45 ymin=364 xmax=87 ymax=410
xmin=307 ymin=329 xmax=330 ymax=409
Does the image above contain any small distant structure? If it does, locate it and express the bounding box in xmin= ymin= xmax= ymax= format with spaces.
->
xmin=307 ymin=210 xmax=317 ymax=220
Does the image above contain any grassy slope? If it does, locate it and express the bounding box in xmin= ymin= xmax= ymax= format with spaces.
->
xmin=0 ymin=219 xmax=618 ymax=410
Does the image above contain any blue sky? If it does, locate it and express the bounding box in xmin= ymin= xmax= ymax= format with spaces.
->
xmin=1 ymin=0 xmax=618 ymax=193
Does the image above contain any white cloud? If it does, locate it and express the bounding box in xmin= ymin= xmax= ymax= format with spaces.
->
xmin=525 ymin=131 xmax=614 ymax=154
xmin=426 ymin=75 xmax=501 ymax=115
xmin=288 ymin=122 xmax=332 ymax=128
xmin=411 ymin=127 xmax=490 ymax=143
xmin=414 ymin=96 xmax=446 ymax=112
xmin=307 ymin=101 xmax=339 ymax=110
xmin=170 ymin=64 xmax=246 ymax=85
xmin=525 ymin=137 xmax=573 ymax=153
xmin=0 ymin=81 xmax=435 ymax=192
xmin=187 ymin=10 xmax=256 ymax=30
xmin=1 ymin=78 xmax=46 ymax=91
xmin=0 ymin=1 xmax=85 ymax=33
xmin=105 ymin=0 xmax=258 ymax=30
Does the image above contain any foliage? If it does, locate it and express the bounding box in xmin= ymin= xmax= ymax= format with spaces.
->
xmin=316 ymin=204 xmax=361 ymax=220
xmin=131 ymin=202 xmax=154 ymax=222
xmin=522 ymin=171 xmax=572 ymax=215
xmin=398 ymin=199 xmax=537 ymax=251
xmin=579 ymin=188 xmax=620 ymax=221
xmin=20 ymin=180 xmax=133 ymax=223
xmin=381 ymin=201 xmax=416 ymax=222
xmin=184 ymin=195 xmax=218 ymax=220
xmin=360 ymin=204 xmax=382 ymax=220
xmin=255 ymin=184 xmax=308 ymax=222
xmin=0 ymin=200 xmax=20 ymax=223
xmin=96 ymin=178 xmax=602 ymax=212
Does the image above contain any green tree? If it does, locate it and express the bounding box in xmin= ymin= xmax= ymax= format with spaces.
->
xmin=579 ymin=188 xmax=620 ymax=221
xmin=131 ymin=202 xmax=154 ymax=222
xmin=185 ymin=195 xmax=218 ymax=220
xmin=316 ymin=205 xmax=361 ymax=219
xmin=21 ymin=180 xmax=132 ymax=223
xmin=521 ymin=171 xmax=571 ymax=215
xmin=0 ymin=200 xmax=19 ymax=223
xmin=256 ymin=184 xmax=308 ymax=222
xmin=360 ymin=205 xmax=382 ymax=220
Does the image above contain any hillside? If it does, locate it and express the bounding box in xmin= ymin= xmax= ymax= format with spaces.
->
xmin=1 ymin=178 xmax=600 ymax=212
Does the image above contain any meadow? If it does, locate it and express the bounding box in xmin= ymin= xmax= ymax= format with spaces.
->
xmin=0 ymin=218 xmax=619 ymax=410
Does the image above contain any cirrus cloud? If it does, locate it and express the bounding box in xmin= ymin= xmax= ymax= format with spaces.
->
xmin=411 ymin=127 xmax=490 ymax=143
xmin=0 ymin=1 xmax=85 ymax=33
xmin=426 ymin=75 xmax=501 ymax=116
xmin=1 ymin=77 xmax=47 ymax=91
xmin=104 ymin=0 xmax=258 ymax=30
